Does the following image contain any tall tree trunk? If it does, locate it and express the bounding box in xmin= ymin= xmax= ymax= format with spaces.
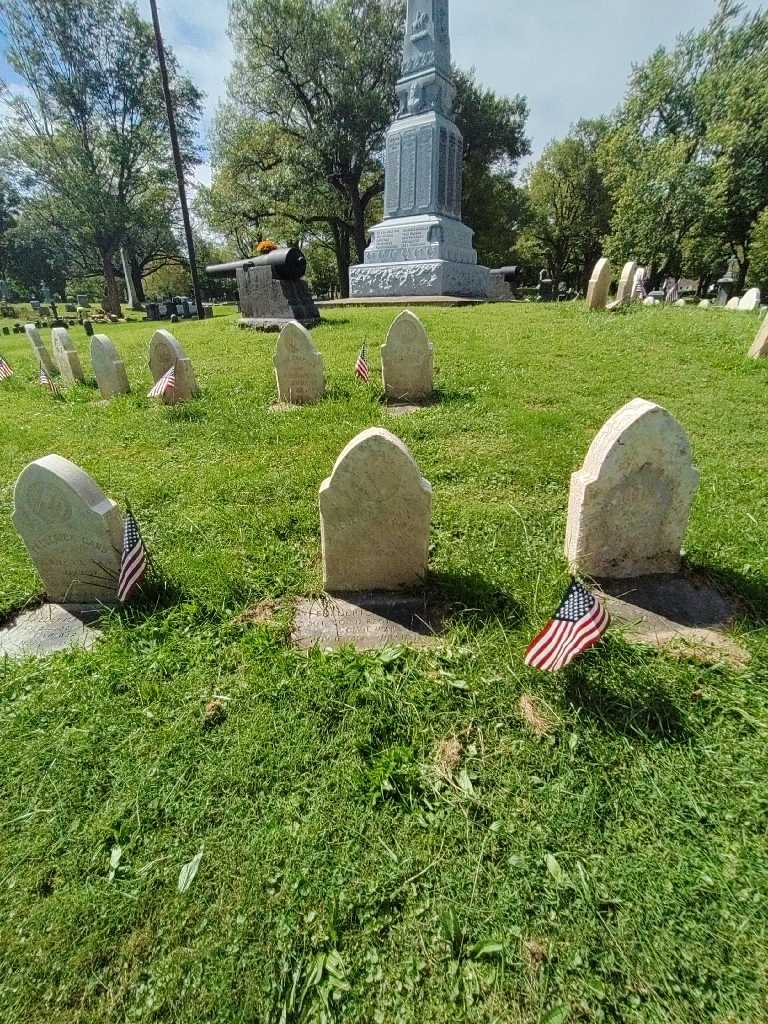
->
xmin=130 ymin=256 xmax=146 ymax=302
xmin=101 ymin=249 xmax=121 ymax=315
xmin=331 ymin=220 xmax=351 ymax=298
xmin=349 ymin=190 xmax=368 ymax=265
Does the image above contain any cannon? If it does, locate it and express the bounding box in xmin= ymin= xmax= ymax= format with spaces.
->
xmin=206 ymin=247 xmax=307 ymax=283
xmin=205 ymin=246 xmax=319 ymax=330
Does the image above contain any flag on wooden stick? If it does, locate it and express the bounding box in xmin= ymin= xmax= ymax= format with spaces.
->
xmin=354 ymin=344 xmax=369 ymax=382
xmin=39 ymin=365 xmax=61 ymax=397
xmin=0 ymin=355 xmax=13 ymax=381
xmin=148 ymin=365 xmax=175 ymax=399
xmin=524 ymin=579 xmax=609 ymax=672
xmin=117 ymin=510 xmax=148 ymax=603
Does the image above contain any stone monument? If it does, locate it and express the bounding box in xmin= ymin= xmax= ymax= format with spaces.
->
xmin=206 ymin=248 xmax=320 ymax=331
xmin=91 ymin=334 xmax=131 ymax=398
xmin=51 ymin=327 xmax=85 ymax=385
xmin=381 ymin=310 xmax=434 ymax=401
xmin=348 ymin=0 xmax=489 ymax=299
xmin=565 ymin=398 xmax=700 ymax=578
xmin=320 ymin=428 xmax=432 ymax=591
xmin=748 ymin=315 xmax=768 ymax=359
xmin=616 ymin=261 xmax=638 ymax=305
xmin=12 ymin=454 xmax=123 ymax=603
xmin=24 ymin=323 xmax=57 ymax=377
xmin=148 ymin=329 xmax=199 ymax=403
xmin=586 ymin=258 xmax=612 ymax=310
xmin=738 ymin=287 xmax=761 ymax=311
xmin=120 ymin=247 xmax=143 ymax=311
xmin=273 ymin=322 xmax=325 ymax=405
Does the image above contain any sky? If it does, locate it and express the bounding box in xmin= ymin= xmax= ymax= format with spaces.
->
xmin=1 ymin=0 xmax=764 ymax=192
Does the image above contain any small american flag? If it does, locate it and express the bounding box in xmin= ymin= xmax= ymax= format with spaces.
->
xmin=148 ymin=365 xmax=175 ymax=399
xmin=117 ymin=511 xmax=148 ymax=603
xmin=525 ymin=579 xmax=609 ymax=672
xmin=0 ymin=355 xmax=13 ymax=380
xmin=355 ymin=344 xmax=369 ymax=382
xmin=39 ymin=365 xmax=61 ymax=397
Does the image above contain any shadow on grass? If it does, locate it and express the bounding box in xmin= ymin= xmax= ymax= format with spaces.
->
xmin=687 ymin=562 xmax=768 ymax=626
xmin=312 ymin=317 xmax=351 ymax=329
xmin=427 ymin=569 xmax=523 ymax=629
xmin=564 ymin=666 xmax=688 ymax=742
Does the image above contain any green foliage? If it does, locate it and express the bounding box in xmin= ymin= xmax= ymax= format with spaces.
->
xmin=520 ymin=119 xmax=611 ymax=288
xmin=1 ymin=303 xmax=768 ymax=1020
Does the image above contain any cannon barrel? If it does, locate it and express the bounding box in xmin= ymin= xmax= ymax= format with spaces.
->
xmin=205 ymin=247 xmax=307 ymax=282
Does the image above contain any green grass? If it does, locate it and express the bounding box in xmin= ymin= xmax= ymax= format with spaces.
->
xmin=1 ymin=302 xmax=768 ymax=1023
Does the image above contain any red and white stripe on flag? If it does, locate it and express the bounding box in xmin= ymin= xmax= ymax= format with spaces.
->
xmin=355 ymin=345 xmax=369 ymax=382
xmin=0 ymin=356 xmax=13 ymax=380
xmin=148 ymin=366 xmax=175 ymax=399
xmin=117 ymin=512 xmax=148 ymax=603
xmin=525 ymin=580 xmax=609 ymax=672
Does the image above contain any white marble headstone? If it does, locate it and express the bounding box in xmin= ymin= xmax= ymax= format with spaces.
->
xmin=148 ymin=329 xmax=199 ymax=403
xmin=51 ymin=327 xmax=85 ymax=385
xmin=24 ymin=323 xmax=56 ymax=376
xmin=12 ymin=454 xmax=123 ymax=603
xmin=381 ymin=310 xmax=434 ymax=401
xmin=586 ymin=258 xmax=612 ymax=310
xmin=565 ymin=398 xmax=699 ymax=578
xmin=738 ymin=287 xmax=761 ymax=311
xmin=726 ymin=297 xmax=740 ymax=310
xmin=616 ymin=261 xmax=638 ymax=305
xmin=273 ymin=321 xmax=324 ymax=404
xmin=748 ymin=314 xmax=768 ymax=359
xmin=320 ymin=427 xmax=431 ymax=591
xmin=91 ymin=334 xmax=130 ymax=398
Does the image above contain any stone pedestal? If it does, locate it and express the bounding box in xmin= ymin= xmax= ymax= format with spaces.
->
xmin=349 ymin=0 xmax=488 ymax=299
xmin=237 ymin=266 xmax=320 ymax=330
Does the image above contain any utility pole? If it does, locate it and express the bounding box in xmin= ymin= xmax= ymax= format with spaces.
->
xmin=149 ymin=0 xmax=205 ymax=320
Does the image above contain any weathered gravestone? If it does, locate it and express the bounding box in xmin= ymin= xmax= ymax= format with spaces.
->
xmin=699 ymin=299 xmax=711 ymax=308
xmin=24 ymin=323 xmax=57 ymax=376
xmin=738 ymin=287 xmax=761 ymax=311
xmin=586 ymin=258 xmax=612 ymax=310
xmin=747 ymin=314 xmax=768 ymax=359
xmin=381 ymin=310 xmax=434 ymax=402
xmin=726 ymin=297 xmax=740 ymax=310
xmin=565 ymin=398 xmax=699 ymax=578
xmin=0 ymin=604 xmax=103 ymax=659
xmin=319 ymin=427 xmax=431 ymax=591
xmin=273 ymin=321 xmax=325 ymax=405
xmin=91 ymin=334 xmax=130 ymax=398
xmin=12 ymin=454 xmax=123 ymax=603
xmin=206 ymin=248 xmax=320 ymax=331
xmin=148 ymin=329 xmax=199 ymax=403
xmin=83 ymin=320 xmax=94 ymax=337
xmin=51 ymin=327 xmax=85 ymax=385
xmin=616 ymin=261 xmax=638 ymax=305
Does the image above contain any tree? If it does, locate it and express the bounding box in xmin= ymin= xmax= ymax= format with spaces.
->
xmin=0 ymin=0 xmax=202 ymax=313
xmin=226 ymin=0 xmax=403 ymax=294
xmin=520 ymin=120 xmax=611 ymax=288
xmin=599 ymin=1 xmax=768 ymax=287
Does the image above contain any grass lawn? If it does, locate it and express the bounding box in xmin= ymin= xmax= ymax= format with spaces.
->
xmin=1 ymin=301 xmax=767 ymax=1023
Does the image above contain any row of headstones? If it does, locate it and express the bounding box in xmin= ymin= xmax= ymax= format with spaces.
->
xmin=11 ymin=397 xmax=698 ymax=603
xmin=275 ymin=310 xmax=433 ymax=405
xmin=23 ymin=324 xmax=198 ymax=401
xmin=586 ymin=258 xmax=763 ymax=313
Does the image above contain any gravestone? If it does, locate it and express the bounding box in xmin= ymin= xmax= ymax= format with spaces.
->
xmin=726 ymin=297 xmax=740 ymax=310
xmin=120 ymin=246 xmax=143 ymax=310
xmin=83 ymin=320 xmax=94 ymax=337
xmin=0 ymin=604 xmax=103 ymax=659
xmin=24 ymin=323 xmax=57 ymax=376
xmin=643 ymin=296 xmax=660 ymax=306
xmin=381 ymin=310 xmax=434 ymax=401
xmin=12 ymin=454 xmax=123 ymax=603
xmin=699 ymin=299 xmax=711 ymax=308
xmin=273 ymin=321 xmax=325 ymax=405
xmin=565 ymin=398 xmax=699 ymax=578
xmin=738 ymin=287 xmax=761 ymax=311
xmin=148 ymin=329 xmax=199 ymax=403
xmin=747 ymin=315 xmax=768 ymax=359
xmin=616 ymin=261 xmax=638 ymax=305
xmin=2 ymin=326 xmax=8 ymax=335
xmin=586 ymin=258 xmax=612 ymax=310
xmin=51 ymin=327 xmax=85 ymax=385
xmin=319 ymin=427 xmax=431 ymax=591
xmin=91 ymin=334 xmax=130 ymax=398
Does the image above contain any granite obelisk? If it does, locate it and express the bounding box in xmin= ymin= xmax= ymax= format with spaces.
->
xmin=349 ymin=0 xmax=489 ymax=299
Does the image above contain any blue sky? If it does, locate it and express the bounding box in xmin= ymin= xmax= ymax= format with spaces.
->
xmin=2 ymin=0 xmax=764 ymax=190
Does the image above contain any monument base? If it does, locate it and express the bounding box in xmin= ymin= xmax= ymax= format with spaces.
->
xmin=349 ymin=260 xmax=490 ymax=299
xmin=238 ymin=317 xmax=321 ymax=332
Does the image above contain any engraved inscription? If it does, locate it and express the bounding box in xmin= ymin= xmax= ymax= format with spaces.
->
xmin=417 ymin=126 xmax=433 ymax=208
xmin=447 ymin=133 xmax=457 ymax=215
xmin=385 ymin=135 xmax=401 ymax=214
xmin=438 ymin=128 xmax=448 ymax=209
xmin=400 ymin=130 xmax=417 ymax=211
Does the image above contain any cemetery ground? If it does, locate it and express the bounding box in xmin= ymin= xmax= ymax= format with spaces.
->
xmin=1 ymin=301 xmax=768 ymax=1023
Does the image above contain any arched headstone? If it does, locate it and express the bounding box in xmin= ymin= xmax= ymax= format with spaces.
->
xmin=586 ymin=258 xmax=612 ymax=310
xmin=699 ymin=299 xmax=711 ymax=308
xmin=616 ymin=261 xmax=638 ymax=305
xmin=24 ymin=323 xmax=56 ymax=376
xmin=726 ymin=297 xmax=740 ymax=310
xmin=748 ymin=315 xmax=768 ymax=359
xmin=51 ymin=327 xmax=85 ymax=385
xmin=381 ymin=310 xmax=434 ymax=401
xmin=91 ymin=334 xmax=130 ymax=398
xmin=12 ymin=454 xmax=123 ymax=603
xmin=738 ymin=287 xmax=761 ymax=311
xmin=319 ymin=427 xmax=431 ymax=591
xmin=273 ymin=321 xmax=324 ymax=404
xmin=148 ymin=329 xmax=198 ymax=403
xmin=565 ymin=398 xmax=699 ymax=578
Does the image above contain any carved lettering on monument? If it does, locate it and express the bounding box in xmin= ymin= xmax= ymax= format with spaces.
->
xmin=447 ymin=133 xmax=457 ymax=215
xmin=417 ymin=126 xmax=433 ymax=208
xmin=438 ymin=128 xmax=448 ymax=209
xmin=400 ymin=131 xmax=417 ymax=211
xmin=385 ymin=136 xmax=402 ymax=214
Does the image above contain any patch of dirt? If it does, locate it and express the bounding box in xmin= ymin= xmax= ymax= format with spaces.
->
xmin=434 ymin=735 xmax=463 ymax=782
xmin=233 ymin=601 xmax=280 ymax=626
xmin=518 ymin=694 xmax=556 ymax=737
xmin=524 ymin=939 xmax=548 ymax=970
xmin=203 ymin=699 xmax=228 ymax=730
